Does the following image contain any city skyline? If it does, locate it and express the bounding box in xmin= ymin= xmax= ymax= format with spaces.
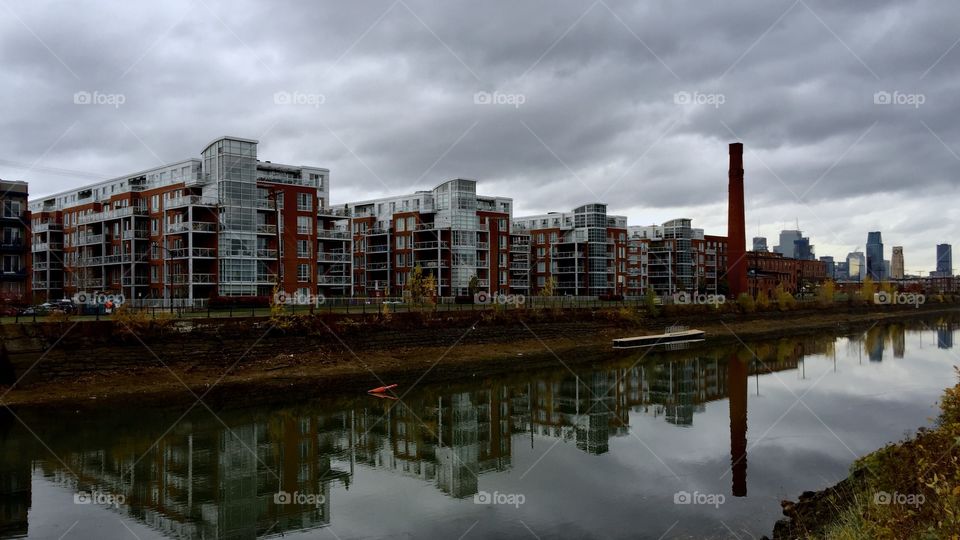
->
xmin=1 ymin=1 xmax=958 ymax=273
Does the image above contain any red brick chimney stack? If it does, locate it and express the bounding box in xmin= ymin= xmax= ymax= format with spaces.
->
xmin=727 ymin=142 xmax=748 ymax=297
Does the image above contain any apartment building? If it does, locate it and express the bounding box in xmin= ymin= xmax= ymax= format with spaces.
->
xmin=626 ymin=220 xmax=727 ymax=297
xmin=345 ymin=179 xmax=513 ymax=297
xmin=513 ymin=204 xmax=628 ymax=296
xmin=1 ymin=180 xmax=30 ymax=303
xmin=28 ymin=136 xmax=346 ymax=305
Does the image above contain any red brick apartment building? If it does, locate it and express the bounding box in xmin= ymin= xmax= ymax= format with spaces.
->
xmin=28 ymin=136 xmax=346 ymax=305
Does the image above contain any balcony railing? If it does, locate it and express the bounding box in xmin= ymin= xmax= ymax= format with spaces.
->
xmin=122 ymin=229 xmax=149 ymax=240
xmin=33 ymin=280 xmax=64 ymax=289
xmin=76 ymin=253 xmax=145 ymax=266
xmin=33 ymin=222 xmax=63 ymax=233
xmin=317 ymin=229 xmax=350 ymax=240
xmin=0 ymin=238 xmax=25 ymax=249
xmin=318 ymin=207 xmax=351 ymax=218
xmin=78 ymin=234 xmax=105 ymax=245
xmin=169 ymin=247 xmax=216 ymax=258
xmin=256 ymin=249 xmax=278 ymax=258
xmin=77 ymin=206 xmax=148 ymax=224
xmin=166 ymin=196 xmax=218 ymax=209
xmin=414 ymin=241 xmax=449 ymax=250
xmin=166 ymin=222 xmax=217 ymax=234
xmin=366 ymin=262 xmax=389 ymax=271
xmin=256 ymin=224 xmax=278 ymax=234
xmin=317 ymin=252 xmax=350 ymax=262
xmin=317 ymin=275 xmax=351 ymax=285
xmin=172 ymin=273 xmax=216 ymax=284
xmin=121 ymin=276 xmax=150 ymax=286
xmin=32 ymin=242 xmax=63 ymax=252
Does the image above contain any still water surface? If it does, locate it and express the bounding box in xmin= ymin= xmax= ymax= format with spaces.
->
xmin=1 ymin=319 xmax=958 ymax=539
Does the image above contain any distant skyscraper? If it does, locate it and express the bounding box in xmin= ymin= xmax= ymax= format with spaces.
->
xmin=847 ymin=251 xmax=866 ymax=281
xmin=752 ymin=237 xmax=768 ymax=252
xmin=774 ymin=230 xmax=802 ymax=258
xmin=937 ymin=244 xmax=953 ymax=277
xmin=891 ymin=247 xmax=904 ymax=279
xmin=866 ymin=231 xmax=885 ymax=280
xmin=820 ymin=256 xmax=835 ymax=279
xmin=836 ymin=261 xmax=849 ymax=279
xmin=795 ymin=237 xmax=815 ymax=260
xmin=774 ymin=229 xmax=814 ymax=259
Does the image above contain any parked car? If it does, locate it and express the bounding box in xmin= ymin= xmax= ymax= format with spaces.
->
xmin=49 ymin=299 xmax=76 ymax=313
xmin=19 ymin=305 xmax=48 ymax=316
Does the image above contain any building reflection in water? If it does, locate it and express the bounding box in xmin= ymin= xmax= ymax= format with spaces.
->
xmin=0 ymin=409 xmax=29 ymax=539
xmin=0 ymin=322 xmax=942 ymax=539
xmin=938 ymin=321 xmax=955 ymax=349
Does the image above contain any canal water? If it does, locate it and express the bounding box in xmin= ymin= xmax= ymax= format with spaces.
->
xmin=1 ymin=318 xmax=958 ymax=539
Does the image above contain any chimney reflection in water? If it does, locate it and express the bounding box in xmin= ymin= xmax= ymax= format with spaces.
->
xmin=729 ymin=355 xmax=749 ymax=497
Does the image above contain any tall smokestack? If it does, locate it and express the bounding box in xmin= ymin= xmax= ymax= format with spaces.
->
xmin=727 ymin=142 xmax=748 ymax=298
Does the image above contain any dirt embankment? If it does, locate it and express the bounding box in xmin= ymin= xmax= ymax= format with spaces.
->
xmin=0 ymin=304 xmax=956 ymax=410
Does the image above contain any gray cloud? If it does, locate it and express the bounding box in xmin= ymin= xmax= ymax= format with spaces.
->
xmin=1 ymin=0 xmax=958 ymax=270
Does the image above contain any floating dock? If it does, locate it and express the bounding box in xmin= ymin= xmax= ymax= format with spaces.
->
xmin=613 ymin=329 xmax=706 ymax=349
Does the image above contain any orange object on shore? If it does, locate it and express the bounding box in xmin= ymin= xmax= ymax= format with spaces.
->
xmin=368 ymin=384 xmax=398 ymax=394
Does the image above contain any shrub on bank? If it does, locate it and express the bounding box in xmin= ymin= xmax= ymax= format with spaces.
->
xmin=737 ymin=293 xmax=756 ymax=313
xmin=775 ymin=285 xmax=796 ymax=311
xmin=111 ymin=306 xmax=174 ymax=335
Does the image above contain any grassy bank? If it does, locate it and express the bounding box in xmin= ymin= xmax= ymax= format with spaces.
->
xmin=772 ymin=372 xmax=960 ymax=539
xmin=1 ymin=304 xmax=956 ymax=410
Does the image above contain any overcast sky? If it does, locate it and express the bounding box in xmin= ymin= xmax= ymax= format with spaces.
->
xmin=1 ymin=0 xmax=958 ymax=272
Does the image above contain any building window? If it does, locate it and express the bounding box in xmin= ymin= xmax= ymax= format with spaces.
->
xmin=297 ymin=239 xmax=310 ymax=258
xmin=297 ymin=264 xmax=310 ymax=282
xmin=297 ymin=193 xmax=312 ymax=211
xmin=1 ymin=200 xmax=21 ymax=217
xmin=297 ymin=216 xmax=312 ymax=235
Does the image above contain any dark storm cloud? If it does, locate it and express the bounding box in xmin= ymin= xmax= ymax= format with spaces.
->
xmin=1 ymin=0 xmax=958 ymax=269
